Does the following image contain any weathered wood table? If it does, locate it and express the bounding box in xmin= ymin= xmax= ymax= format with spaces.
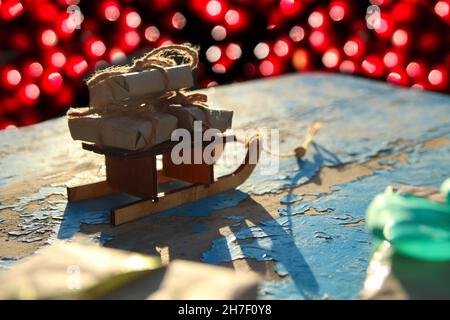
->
xmin=1 ymin=73 xmax=449 ymax=299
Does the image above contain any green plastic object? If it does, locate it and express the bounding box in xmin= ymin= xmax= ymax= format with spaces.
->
xmin=366 ymin=178 xmax=450 ymax=261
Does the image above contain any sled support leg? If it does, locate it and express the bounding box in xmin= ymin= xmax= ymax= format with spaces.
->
xmin=162 ymin=145 xmax=214 ymax=185
xmin=105 ymin=155 xmax=158 ymax=199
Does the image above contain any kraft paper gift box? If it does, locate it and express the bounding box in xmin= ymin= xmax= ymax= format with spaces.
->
xmin=68 ymin=111 xmax=178 ymax=151
xmin=0 ymin=237 xmax=259 ymax=300
xmin=164 ymin=105 xmax=233 ymax=132
xmin=89 ymin=64 xmax=194 ymax=110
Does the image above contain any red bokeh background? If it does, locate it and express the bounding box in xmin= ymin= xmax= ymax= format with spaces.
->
xmin=0 ymin=0 xmax=449 ymax=130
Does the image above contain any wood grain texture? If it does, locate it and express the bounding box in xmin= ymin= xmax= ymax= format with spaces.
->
xmin=112 ymin=137 xmax=260 ymax=225
xmin=67 ymin=180 xmax=115 ymax=202
xmin=106 ymin=155 xmax=157 ymax=199
xmin=162 ymin=146 xmax=214 ymax=185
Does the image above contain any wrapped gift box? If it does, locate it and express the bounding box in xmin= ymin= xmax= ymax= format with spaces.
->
xmin=90 ymin=64 xmax=194 ymax=110
xmin=164 ymin=105 xmax=233 ymax=132
xmin=68 ymin=111 xmax=178 ymax=151
xmin=0 ymin=238 xmax=259 ymax=300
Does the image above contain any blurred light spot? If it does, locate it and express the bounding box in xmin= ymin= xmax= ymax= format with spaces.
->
xmin=10 ymin=2 xmax=24 ymax=16
xmin=329 ymin=3 xmax=345 ymax=21
xmin=343 ymin=40 xmax=358 ymax=56
xmin=61 ymin=18 xmax=76 ymax=34
xmin=435 ymin=1 xmax=449 ymax=18
xmin=225 ymin=10 xmax=240 ymax=25
xmin=361 ymin=56 xmax=383 ymax=77
xmin=292 ymin=49 xmax=310 ymax=71
xmin=374 ymin=17 xmax=388 ymax=34
xmin=124 ymin=31 xmax=140 ymax=47
xmin=161 ymin=39 xmax=173 ymax=45
xmin=366 ymin=5 xmax=381 ymax=30
xmin=406 ymin=62 xmax=422 ymax=78
xmin=206 ymin=46 xmax=221 ymax=63
xmin=46 ymin=72 xmax=63 ymax=91
xmin=392 ymin=29 xmax=408 ymax=47
xmin=28 ymin=62 xmax=43 ymax=78
xmin=41 ymin=29 xmax=57 ymax=46
xmin=211 ymin=25 xmax=227 ymax=41
xmin=25 ymin=84 xmax=40 ymax=100
xmin=289 ymin=26 xmax=304 ymax=42
xmin=172 ymin=12 xmax=186 ymax=30
xmin=73 ymin=59 xmax=88 ymax=75
xmin=226 ymin=43 xmax=242 ymax=60
xmin=280 ymin=0 xmax=295 ymax=11
xmin=145 ymin=26 xmax=160 ymax=42
xmin=340 ymin=60 xmax=355 ymax=73
xmin=308 ymin=11 xmax=324 ymax=28
xmin=254 ymin=42 xmax=270 ymax=59
xmin=309 ymin=30 xmax=325 ymax=47
xmin=274 ymin=40 xmax=289 ymax=57
xmin=212 ymin=63 xmax=226 ymax=74
xmin=260 ymin=60 xmax=274 ymax=76
xmin=206 ymin=0 xmax=222 ymax=16
xmin=126 ymin=11 xmax=141 ymax=28
xmin=5 ymin=1 xmax=24 ymax=19
xmin=428 ymin=69 xmax=443 ymax=85
xmin=91 ymin=40 xmax=106 ymax=56
xmin=387 ymin=72 xmax=402 ymax=85
xmin=104 ymin=4 xmax=120 ymax=21
xmin=111 ymin=49 xmax=126 ymax=63
xmin=412 ymin=83 xmax=424 ymax=90
xmin=51 ymin=52 xmax=66 ymax=68
xmin=322 ymin=49 xmax=339 ymax=68
xmin=362 ymin=60 xmax=376 ymax=74
xmin=207 ymin=81 xmax=218 ymax=87
xmin=7 ymin=69 xmax=21 ymax=86
xmin=95 ymin=60 xmax=108 ymax=70
xmin=383 ymin=51 xmax=398 ymax=68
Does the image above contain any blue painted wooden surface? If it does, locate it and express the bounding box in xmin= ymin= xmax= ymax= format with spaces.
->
xmin=1 ymin=73 xmax=449 ymax=299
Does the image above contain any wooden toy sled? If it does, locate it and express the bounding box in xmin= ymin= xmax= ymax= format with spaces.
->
xmin=67 ymin=133 xmax=261 ymax=225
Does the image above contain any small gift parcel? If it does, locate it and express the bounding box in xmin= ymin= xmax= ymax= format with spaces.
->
xmin=67 ymin=45 xmax=233 ymax=151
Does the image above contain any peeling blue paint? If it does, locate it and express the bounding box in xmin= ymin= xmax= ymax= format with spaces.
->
xmin=202 ymin=141 xmax=450 ymax=299
xmin=0 ymin=258 xmax=17 ymax=271
xmin=192 ymin=224 xmax=208 ymax=234
xmin=378 ymin=159 xmax=398 ymax=166
xmin=154 ymin=190 xmax=248 ymax=217
xmin=203 ymin=214 xmax=371 ymax=300
xmin=224 ymin=215 xmax=245 ymax=221
xmin=0 ymin=186 xmax=138 ymax=241
xmin=280 ymin=194 xmax=302 ymax=204
xmin=94 ymin=234 xmax=114 ymax=245
xmin=232 ymin=75 xmax=450 ymax=195
xmin=57 ymin=193 xmax=138 ymax=239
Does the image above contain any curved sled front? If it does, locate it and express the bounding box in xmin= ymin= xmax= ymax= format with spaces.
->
xmin=111 ymin=136 xmax=261 ymax=225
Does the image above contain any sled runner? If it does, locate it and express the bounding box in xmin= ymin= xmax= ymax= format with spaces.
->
xmin=67 ymin=133 xmax=261 ymax=225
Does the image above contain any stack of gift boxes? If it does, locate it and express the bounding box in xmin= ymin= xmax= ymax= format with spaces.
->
xmin=67 ymin=64 xmax=233 ymax=151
